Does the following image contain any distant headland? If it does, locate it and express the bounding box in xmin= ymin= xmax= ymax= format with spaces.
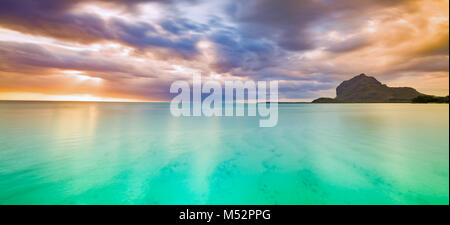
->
xmin=312 ymin=74 xmax=449 ymax=103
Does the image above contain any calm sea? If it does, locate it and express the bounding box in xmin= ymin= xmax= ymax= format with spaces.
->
xmin=0 ymin=101 xmax=448 ymax=204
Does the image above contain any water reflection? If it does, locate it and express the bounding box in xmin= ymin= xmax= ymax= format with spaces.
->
xmin=0 ymin=102 xmax=448 ymax=204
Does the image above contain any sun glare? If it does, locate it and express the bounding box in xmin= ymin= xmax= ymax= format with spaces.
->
xmin=0 ymin=92 xmax=139 ymax=102
xmin=197 ymin=41 xmax=212 ymax=49
xmin=63 ymin=70 xmax=102 ymax=83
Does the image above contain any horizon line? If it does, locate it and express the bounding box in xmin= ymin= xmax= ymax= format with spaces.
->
xmin=0 ymin=99 xmax=313 ymax=103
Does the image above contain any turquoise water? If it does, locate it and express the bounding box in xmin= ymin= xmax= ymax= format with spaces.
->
xmin=0 ymin=101 xmax=448 ymax=205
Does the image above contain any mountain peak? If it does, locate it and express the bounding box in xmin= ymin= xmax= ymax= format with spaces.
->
xmin=313 ymin=74 xmax=424 ymax=103
xmin=345 ymin=73 xmax=381 ymax=84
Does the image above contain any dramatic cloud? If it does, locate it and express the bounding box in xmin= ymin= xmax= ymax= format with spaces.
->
xmin=0 ymin=0 xmax=448 ymax=101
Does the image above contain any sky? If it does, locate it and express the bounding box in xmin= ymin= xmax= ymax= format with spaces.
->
xmin=0 ymin=0 xmax=448 ymax=102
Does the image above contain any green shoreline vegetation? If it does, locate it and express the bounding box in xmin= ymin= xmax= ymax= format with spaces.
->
xmin=412 ymin=95 xmax=449 ymax=103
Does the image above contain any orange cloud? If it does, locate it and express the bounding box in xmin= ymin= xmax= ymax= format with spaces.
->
xmin=0 ymin=0 xmax=448 ymax=101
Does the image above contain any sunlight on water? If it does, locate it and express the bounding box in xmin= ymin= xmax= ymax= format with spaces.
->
xmin=0 ymin=102 xmax=448 ymax=204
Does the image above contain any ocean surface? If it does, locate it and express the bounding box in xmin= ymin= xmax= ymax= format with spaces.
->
xmin=0 ymin=101 xmax=448 ymax=205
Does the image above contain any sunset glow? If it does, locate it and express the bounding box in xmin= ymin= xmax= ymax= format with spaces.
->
xmin=0 ymin=0 xmax=448 ymax=102
xmin=0 ymin=92 xmax=138 ymax=102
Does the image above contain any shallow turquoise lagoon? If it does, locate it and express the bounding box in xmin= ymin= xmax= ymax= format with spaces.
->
xmin=0 ymin=102 xmax=448 ymax=204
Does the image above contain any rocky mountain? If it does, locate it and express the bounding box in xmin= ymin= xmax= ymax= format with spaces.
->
xmin=313 ymin=74 xmax=424 ymax=103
